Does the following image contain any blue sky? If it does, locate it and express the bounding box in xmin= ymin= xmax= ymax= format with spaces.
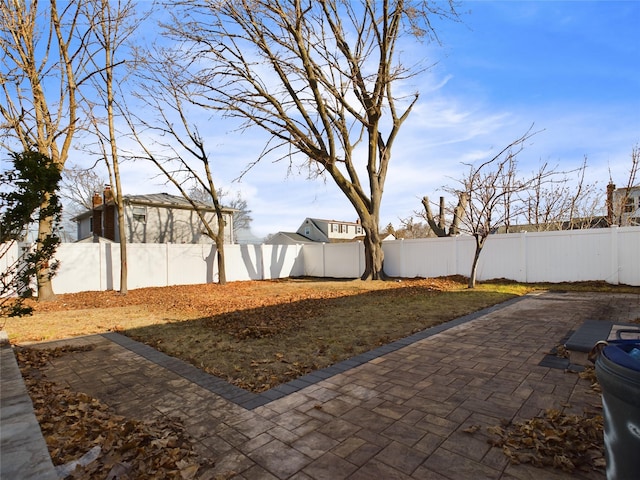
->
xmin=110 ymin=1 xmax=640 ymax=238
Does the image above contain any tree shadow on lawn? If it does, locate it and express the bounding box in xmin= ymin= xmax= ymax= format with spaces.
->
xmin=123 ymin=287 xmax=518 ymax=393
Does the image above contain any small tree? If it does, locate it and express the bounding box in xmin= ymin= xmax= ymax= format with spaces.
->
xmin=80 ymin=0 xmax=144 ymax=295
xmin=443 ymin=130 xmax=538 ymax=288
xmin=1 ymin=151 xmax=62 ymax=316
xmin=126 ymin=49 xmax=230 ymax=284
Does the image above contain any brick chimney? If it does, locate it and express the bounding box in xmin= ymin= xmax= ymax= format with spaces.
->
xmin=92 ymin=191 xmax=103 ymax=237
xmin=102 ymin=185 xmax=116 ymax=241
xmin=103 ymin=184 xmax=114 ymax=203
xmin=606 ymin=182 xmax=616 ymax=226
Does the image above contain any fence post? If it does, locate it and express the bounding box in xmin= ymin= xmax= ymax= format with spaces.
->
xmin=610 ymin=226 xmax=619 ymax=285
xmin=520 ymin=231 xmax=527 ymax=283
xmin=453 ymin=235 xmax=460 ymax=276
xmin=166 ymin=243 xmax=170 ymax=287
xmin=398 ymin=238 xmax=404 ymax=278
xmin=322 ymin=243 xmax=326 ymax=278
xmin=98 ymin=243 xmax=103 ymax=291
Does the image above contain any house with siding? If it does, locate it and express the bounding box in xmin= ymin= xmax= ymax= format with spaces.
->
xmin=266 ymin=217 xmax=394 ymax=244
xmin=73 ymin=187 xmax=235 ymax=244
xmin=608 ymin=183 xmax=640 ymax=226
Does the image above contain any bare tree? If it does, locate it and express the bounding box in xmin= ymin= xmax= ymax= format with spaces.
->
xmin=525 ymin=162 xmax=572 ymax=231
xmin=420 ymin=194 xmax=467 ymax=237
xmin=524 ymin=158 xmax=601 ymax=231
xmin=0 ymin=0 xmax=92 ymax=300
xmin=80 ymin=0 xmax=141 ymax=294
xmin=221 ymin=190 xmax=253 ymax=235
xmin=394 ymin=215 xmax=432 ymax=239
xmin=126 ymin=49 xmax=230 ymax=284
xmin=60 ymin=163 xmax=106 ymax=212
xmin=59 ymin=163 xmax=106 ymax=240
xmin=190 ymin=187 xmax=254 ymax=238
xmin=445 ymin=130 xmax=538 ymax=288
xmin=161 ymin=0 xmax=461 ymax=280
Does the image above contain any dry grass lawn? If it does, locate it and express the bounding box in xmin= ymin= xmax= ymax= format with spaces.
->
xmin=4 ymin=276 xmax=637 ymax=392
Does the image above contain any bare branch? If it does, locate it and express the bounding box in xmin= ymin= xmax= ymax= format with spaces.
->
xmin=157 ymin=0 xmax=461 ymax=279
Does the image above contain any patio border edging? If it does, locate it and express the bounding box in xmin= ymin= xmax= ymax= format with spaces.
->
xmin=103 ymin=294 xmax=528 ymax=410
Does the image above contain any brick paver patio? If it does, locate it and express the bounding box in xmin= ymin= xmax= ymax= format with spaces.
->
xmin=31 ymin=291 xmax=640 ymax=479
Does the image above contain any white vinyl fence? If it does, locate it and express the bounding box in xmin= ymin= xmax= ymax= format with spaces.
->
xmin=381 ymin=226 xmax=639 ymax=286
xmin=4 ymin=226 xmax=639 ymax=294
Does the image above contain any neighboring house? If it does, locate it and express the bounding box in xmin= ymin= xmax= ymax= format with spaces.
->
xmin=608 ymin=183 xmax=640 ymax=226
xmin=73 ymin=187 xmax=235 ymax=244
xmin=297 ymin=217 xmax=363 ymax=242
xmin=265 ymin=232 xmax=317 ymax=245
xmin=266 ymin=217 xmax=395 ymax=244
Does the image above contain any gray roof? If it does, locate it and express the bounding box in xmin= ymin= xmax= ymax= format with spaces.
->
xmin=266 ymin=232 xmax=315 ymax=244
xmin=72 ymin=192 xmax=235 ymax=221
xmin=307 ymin=217 xmax=360 ymax=225
xmin=124 ymin=193 xmax=235 ymax=212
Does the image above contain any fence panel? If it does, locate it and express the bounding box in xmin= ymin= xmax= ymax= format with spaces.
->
xmin=51 ymin=244 xmax=103 ymax=293
xmin=323 ymin=242 xmax=363 ymax=278
xmin=5 ymin=226 xmax=639 ymax=294
xmin=0 ymin=242 xmax=22 ymax=294
xmin=302 ymin=243 xmax=326 ymax=277
xmin=0 ymin=242 xmax=19 ymax=278
xmin=261 ymin=243 xmax=304 ymax=279
xmin=167 ymin=244 xmax=214 ymax=285
xmin=126 ymin=244 xmax=165 ymax=289
xmin=474 ymin=234 xmax=524 ymax=282
xmin=383 ymin=238 xmax=461 ymax=278
xmin=617 ymin=227 xmax=640 ymax=286
xmin=523 ymin=229 xmax=614 ymax=283
xmin=225 ymin=244 xmax=262 ymax=281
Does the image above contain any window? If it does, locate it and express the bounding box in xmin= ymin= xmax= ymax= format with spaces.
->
xmin=624 ymin=197 xmax=636 ymax=213
xmin=356 ymin=225 xmax=363 ymax=234
xmin=304 ymin=226 xmax=310 ymax=236
xmin=132 ymin=206 xmax=146 ymax=223
xmin=89 ymin=217 xmax=93 ymax=233
xmin=339 ymin=224 xmax=346 ymax=233
xmin=331 ymin=223 xmax=337 ymax=232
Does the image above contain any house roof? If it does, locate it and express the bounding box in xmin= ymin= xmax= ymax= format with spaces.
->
xmin=72 ymin=192 xmax=236 ymax=221
xmin=306 ymin=217 xmax=361 ymax=225
xmin=269 ymin=232 xmax=315 ymax=243
xmin=124 ymin=193 xmax=236 ymax=213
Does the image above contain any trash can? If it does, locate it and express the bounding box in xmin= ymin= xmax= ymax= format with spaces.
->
xmin=595 ymin=340 xmax=640 ymax=480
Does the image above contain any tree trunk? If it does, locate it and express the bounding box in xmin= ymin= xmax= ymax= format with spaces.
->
xmin=106 ymin=44 xmax=128 ymax=295
xmin=35 ymin=203 xmax=56 ymax=301
xmin=468 ymin=236 xmax=484 ymax=289
xmin=422 ymin=196 xmax=447 ymax=237
xmin=216 ymin=216 xmax=227 ymax=285
xmin=360 ymin=223 xmax=385 ymax=280
xmin=116 ymin=196 xmax=128 ymax=294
